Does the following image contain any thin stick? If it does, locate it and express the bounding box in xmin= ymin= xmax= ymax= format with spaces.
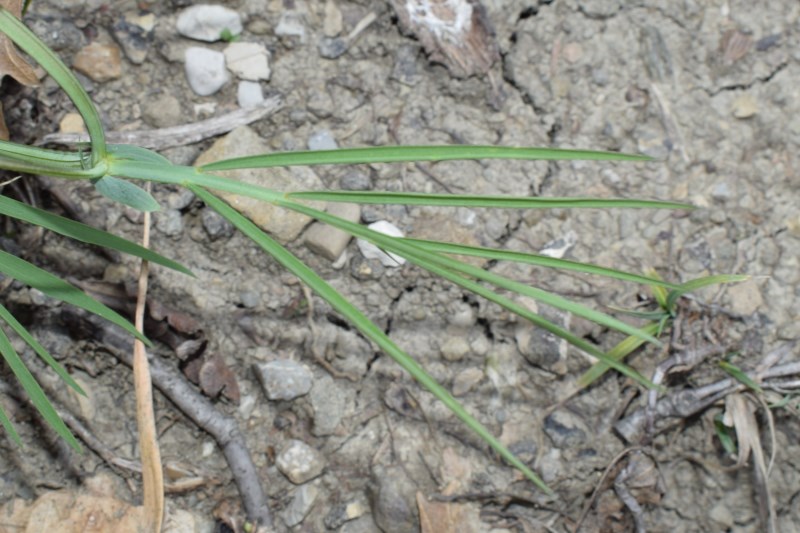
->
xmin=133 ymin=182 xmax=164 ymax=532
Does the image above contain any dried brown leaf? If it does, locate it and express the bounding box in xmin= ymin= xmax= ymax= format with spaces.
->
xmin=417 ymin=492 xmax=481 ymax=533
xmin=199 ymin=353 xmax=241 ymax=403
xmin=0 ymin=0 xmax=39 ymax=86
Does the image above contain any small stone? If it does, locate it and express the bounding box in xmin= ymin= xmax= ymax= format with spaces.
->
xmin=184 ymin=47 xmax=229 ymax=96
xmin=112 ymin=11 xmax=155 ymax=64
xmin=276 ymin=440 xmax=326 ymax=484
xmin=59 ymin=113 xmax=85 ymax=134
xmin=539 ymin=230 xmax=577 ymax=258
xmin=543 ymin=409 xmax=589 ymax=448
xmin=201 ymin=207 xmax=234 ymax=241
xmin=357 ymin=221 xmax=406 ymax=267
xmin=237 ymin=81 xmax=264 ymax=108
xmin=282 ymin=483 xmax=319 ymax=527
xmin=370 ymin=465 xmax=419 ymax=533
xmin=725 ymin=279 xmax=763 ymax=315
xmin=452 ymin=367 xmax=483 ymax=396
xmin=176 ymin=4 xmax=242 ymax=42
xmin=142 ymin=93 xmax=182 ymax=128
xmin=732 ymin=94 xmax=758 ymax=118
xmin=254 ymin=360 xmax=313 ymax=401
xmin=240 ymin=290 xmax=260 ymax=308
xmin=350 ymin=255 xmax=384 ymax=280
xmin=155 ymin=209 xmax=183 ymax=237
xmin=340 ymin=170 xmax=371 ymax=190
xmin=304 ymin=203 xmax=361 ymax=261
xmin=307 ymin=129 xmax=338 ymax=151
xmin=310 ymin=375 xmax=354 ymax=436
xmin=324 ymin=498 xmax=369 ymax=529
xmin=275 ymin=12 xmax=306 ymax=43
xmin=562 ymin=42 xmax=583 ymax=63
xmin=709 ymin=502 xmax=735 ymax=528
xmin=440 ymin=337 xmax=470 ymax=362
xmin=318 ymin=37 xmax=348 ymax=59
xmin=224 ymin=42 xmax=270 ymax=81
xmin=323 ymin=0 xmax=343 ymax=37
xmin=391 ymin=45 xmax=422 ymax=86
xmin=710 ymin=181 xmax=734 ymax=202
xmin=341 ymin=516 xmax=380 ymax=533
xmin=73 ymin=42 xmax=122 ymax=82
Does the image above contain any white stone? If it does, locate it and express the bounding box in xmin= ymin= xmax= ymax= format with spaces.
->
xmin=275 ymin=12 xmax=306 ymax=42
xmin=308 ymin=129 xmax=338 ymax=151
xmin=357 ymin=221 xmax=406 ymax=266
xmin=237 ymin=81 xmax=264 ymax=108
xmin=184 ymin=47 xmax=229 ymax=96
xmin=176 ymin=4 xmax=242 ymax=42
xmin=224 ymin=42 xmax=270 ymax=81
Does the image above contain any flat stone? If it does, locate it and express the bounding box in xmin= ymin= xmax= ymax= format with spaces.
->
xmin=725 ymin=279 xmax=763 ymax=316
xmin=224 ymin=42 xmax=270 ymax=81
xmin=275 ymin=12 xmax=306 ymax=43
xmin=440 ymin=337 xmax=470 ymax=362
xmin=142 ymin=93 xmax=182 ymax=128
xmin=59 ymin=113 xmax=85 ymax=134
xmin=304 ymin=203 xmax=361 ymax=261
xmin=310 ymin=375 xmax=354 ymax=436
xmin=370 ymin=465 xmax=419 ymax=533
xmin=193 ymin=126 xmax=325 ymax=243
xmin=732 ymin=94 xmax=758 ymax=119
xmin=112 ymin=11 xmax=155 ymax=64
xmin=184 ymin=47 xmax=229 ymax=96
xmin=201 ymin=208 xmax=234 ymax=241
xmin=276 ymin=440 xmax=326 ymax=484
xmin=155 ymin=209 xmax=183 ymax=237
xmin=237 ymin=81 xmax=264 ymax=108
xmin=308 ymin=129 xmax=338 ymax=151
xmin=282 ymin=483 xmax=319 ymax=527
xmin=543 ymin=409 xmax=589 ymax=448
xmin=73 ymin=42 xmax=122 ymax=82
xmin=357 ymin=220 xmax=406 ymax=267
xmin=253 ymin=360 xmax=313 ymax=401
xmin=323 ymin=0 xmax=343 ymax=37
xmin=452 ymin=367 xmax=483 ymax=396
xmin=176 ymin=4 xmax=242 ymax=42
xmin=340 ymin=170 xmax=371 ymax=190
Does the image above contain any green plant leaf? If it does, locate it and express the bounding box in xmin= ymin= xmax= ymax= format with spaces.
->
xmin=0 ymin=194 xmax=190 ymax=275
xmin=578 ymin=321 xmax=664 ymax=387
xmin=0 ymin=324 xmax=80 ymax=451
xmin=0 ymin=249 xmax=149 ymax=345
xmin=0 ymin=405 xmax=22 ymax=446
xmin=0 ymin=303 xmax=84 ymax=396
xmin=714 ymin=413 xmax=737 ymax=455
xmin=189 ymin=184 xmax=554 ymax=493
xmin=93 ymin=175 xmax=160 ymax=212
xmin=201 ymin=145 xmax=653 ymax=171
xmin=720 ymin=361 xmax=763 ymax=393
xmin=665 ymin=274 xmax=749 ymax=312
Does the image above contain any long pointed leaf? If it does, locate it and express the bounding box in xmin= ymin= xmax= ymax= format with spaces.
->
xmin=665 ymin=274 xmax=750 ymax=311
xmin=0 ymin=194 xmax=191 ymax=275
xmin=578 ymin=321 xmax=664 ymax=387
xmin=200 ymin=145 xmax=652 ymax=171
xmin=190 ymin=184 xmax=553 ymax=493
xmin=0 ymin=325 xmax=80 ymax=450
xmin=0 ymin=250 xmax=149 ymax=345
xmin=0 ymin=405 xmax=22 ymax=446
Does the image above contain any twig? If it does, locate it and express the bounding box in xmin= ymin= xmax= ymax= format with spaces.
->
xmin=40 ymin=97 xmax=283 ymax=150
xmin=65 ymin=308 xmax=275 ymax=530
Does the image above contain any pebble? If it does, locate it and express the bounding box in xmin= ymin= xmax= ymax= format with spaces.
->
xmin=310 ymin=375 xmax=353 ymax=436
xmin=275 ymin=12 xmax=306 ymax=43
xmin=155 ymin=209 xmax=183 ymax=237
xmin=356 ymin=221 xmax=406 ymax=267
xmin=452 ymin=367 xmax=484 ymax=396
xmin=283 ymin=483 xmax=319 ymax=527
xmin=239 ymin=290 xmax=260 ymax=308
xmin=340 ymin=170 xmax=371 ymax=190
xmin=223 ymin=42 xmax=271 ymax=81
xmin=732 ymin=94 xmax=758 ymax=118
xmin=201 ymin=207 xmax=234 ymax=241
xmin=184 ymin=47 xmax=229 ymax=96
xmin=142 ymin=93 xmax=183 ymax=128
xmin=391 ymin=45 xmax=422 ymax=86
xmin=73 ymin=42 xmax=122 ymax=82
xmin=562 ymin=42 xmax=583 ymax=63
xmin=237 ymin=81 xmax=264 ymax=108
xmin=304 ymin=202 xmax=361 ymax=261
xmin=323 ymin=0 xmax=344 ymax=37
xmin=440 ymin=337 xmax=470 ymax=362
xmin=253 ymin=359 xmax=313 ymax=401
xmin=276 ymin=440 xmax=326 ymax=484
xmin=112 ymin=11 xmax=155 ymax=64
xmin=539 ymin=230 xmax=577 ymax=258
xmin=59 ymin=113 xmax=85 ymax=134
xmin=543 ymin=409 xmax=589 ymax=448
xmin=319 ymin=37 xmax=348 ymax=59
xmin=515 ymin=307 xmax=569 ymax=375
xmin=307 ymin=129 xmax=338 ymax=151
xmin=725 ymin=279 xmax=763 ymax=315
xmin=370 ymin=466 xmax=419 ymax=533
xmin=176 ymin=4 xmax=242 ymax=42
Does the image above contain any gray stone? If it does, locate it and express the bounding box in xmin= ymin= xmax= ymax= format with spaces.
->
xmin=341 ymin=515 xmax=380 ymax=533
xmin=357 ymin=221 xmax=406 ymax=267
xmin=282 ymin=483 xmax=319 ymax=527
xmin=176 ymin=5 xmax=242 ymax=42
xmin=319 ymin=37 xmax=348 ymax=59
xmin=538 ymin=230 xmax=577 ymax=259
xmin=370 ymin=465 xmax=419 ymax=533
xmin=304 ymin=203 xmax=361 ymax=261
xmin=239 ymin=290 xmax=260 ymax=309
xmin=224 ymin=42 xmax=270 ymax=81
xmin=452 ymin=367 xmax=483 ymax=396
xmin=308 ymin=129 xmax=338 ymax=151
xmin=254 ymin=360 xmax=313 ymax=401
xmin=276 ymin=440 xmax=326 ymax=484
xmin=391 ymin=45 xmax=422 ymax=86
xmin=184 ymin=47 xmax=229 ymax=96
xmin=193 ymin=126 xmax=325 ymax=243
xmin=543 ymin=409 xmax=589 ymax=448
xmin=155 ymin=209 xmax=183 ymax=237
xmin=310 ymin=375 xmax=353 ymax=436
xmin=201 ymin=207 xmax=234 ymax=240
xmin=112 ymin=11 xmax=155 ymax=64
xmin=340 ymin=170 xmax=371 ymax=190
xmin=275 ymin=12 xmax=306 ymax=43
xmin=237 ymin=81 xmax=264 ymax=108
xmin=515 ymin=303 xmax=570 ymax=375
xmin=440 ymin=337 xmax=470 ymax=362
xmin=141 ymin=93 xmax=182 ymax=128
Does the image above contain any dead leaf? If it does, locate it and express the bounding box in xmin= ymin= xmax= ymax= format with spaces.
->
xmin=199 ymin=353 xmax=241 ymax=403
xmin=416 ymin=492 xmax=481 ymax=533
xmin=0 ymin=0 xmax=38 ymax=86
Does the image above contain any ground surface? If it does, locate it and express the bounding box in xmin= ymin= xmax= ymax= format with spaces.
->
xmin=1 ymin=1 xmax=799 ymax=532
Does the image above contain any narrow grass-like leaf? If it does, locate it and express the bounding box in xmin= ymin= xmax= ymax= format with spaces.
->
xmin=578 ymin=321 xmax=664 ymax=388
xmin=190 ymin=184 xmax=554 ymax=493
xmin=93 ymin=175 xmax=161 ymax=212
xmin=403 ymin=238 xmax=682 ymax=289
xmin=288 ymin=191 xmax=692 ymax=210
xmin=720 ymin=361 xmax=763 ymax=393
xmin=0 ymin=154 xmax=103 ymax=179
xmin=107 ymin=144 xmax=171 ymax=165
xmin=0 ymin=405 xmax=22 ymax=446
xmin=0 ymin=194 xmax=190 ymax=275
xmin=0 ymin=249 xmax=149 ymax=345
xmin=714 ymin=414 xmax=737 ymax=455
xmin=0 ymin=303 xmax=85 ymax=395
xmin=0 ymin=140 xmax=84 ymax=166
xmin=0 ymin=8 xmax=106 ymax=162
xmin=0 ymin=325 xmax=80 ymax=450
xmin=201 ymin=145 xmax=652 ymax=172
xmin=665 ymin=274 xmax=749 ymax=311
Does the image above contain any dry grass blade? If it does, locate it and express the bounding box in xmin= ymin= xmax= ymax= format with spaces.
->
xmin=132 ymin=183 xmax=164 ymax=531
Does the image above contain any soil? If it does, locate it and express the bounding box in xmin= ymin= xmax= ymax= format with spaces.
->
xmin=1 ymin=1 xmax=799 ymax=532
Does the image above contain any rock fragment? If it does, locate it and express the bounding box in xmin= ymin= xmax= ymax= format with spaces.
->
xmin=283 ymin=483 xmax=319 ymax=527
xmin=73 ymin=42 xmax=122 ymax=82
xmin=237 ymin=81 xmax=264 ymax=108
xmin=184 ymin=47 xmax=229 ymax=96
xmin=304 ymin=203 xmax=361 ymax=261
xmin=112 ymin=11 xmax=155 ymax=64
xmin=357 ymin=221 xmax=406 ymax=266
xmin=253 ymin=360 xmax=313 ymax=401
xmin=276 ymin=440 xmax=326 ymax=484
xmin=176 ymin=5 xmax=242 ymax=42
xmin=223 ymin=42 xmax=270 ymax=81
